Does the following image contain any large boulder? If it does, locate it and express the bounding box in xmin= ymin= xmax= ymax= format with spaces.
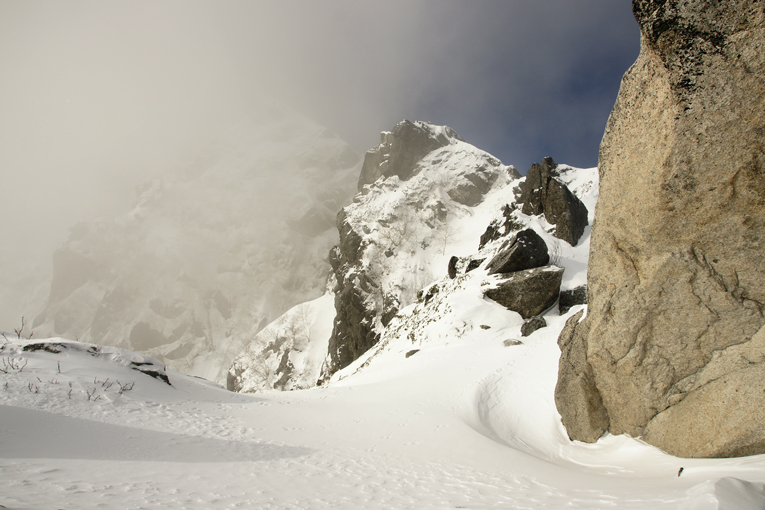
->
xmin=486 ymin=229 xmax=550 ymax=275
xmin=519 ymin=157 xmax=589 ymax=246
xmin=484 ymin=266 xmax=563 ymax=319
xmin=555 ymin=0 xmax=765 ymax=458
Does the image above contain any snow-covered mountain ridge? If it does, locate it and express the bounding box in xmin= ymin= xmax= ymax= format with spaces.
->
xmin=229 ymin=120 xmax=595 ymax=393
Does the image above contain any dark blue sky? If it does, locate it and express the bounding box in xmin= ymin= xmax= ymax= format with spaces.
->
xmin=385 ymin=1 xmax=641 ymax=171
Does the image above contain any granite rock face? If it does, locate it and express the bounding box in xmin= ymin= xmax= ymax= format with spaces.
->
xmin=519 ymin=157 xmax=589 ymax=246
xmin=555 ymin=311 xmax=609 ymax=443
xmin=555 ymin=0 xmax=765 ymax=458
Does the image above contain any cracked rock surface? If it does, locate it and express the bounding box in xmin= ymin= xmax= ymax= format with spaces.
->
xmin=555 ymin=0 xmax=765 ymax=458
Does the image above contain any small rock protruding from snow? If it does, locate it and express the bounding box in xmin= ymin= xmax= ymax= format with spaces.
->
xmin=521 ymin=316 xmax=547 ymax=337
xmin=558 ymin=285 xmax=588 ymax=315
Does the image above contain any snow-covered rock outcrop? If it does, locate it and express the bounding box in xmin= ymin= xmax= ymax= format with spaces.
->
xmin=323 ymin=121 xmax=521 ymax=378
xmin=229 ymin=119 xmax=599 ymax=393
xmin=33 ymin=106 xmax=360 ymax=385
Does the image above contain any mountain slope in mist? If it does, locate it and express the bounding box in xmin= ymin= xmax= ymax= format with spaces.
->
xmin=32 ymin=106 xmax=360 ymax=384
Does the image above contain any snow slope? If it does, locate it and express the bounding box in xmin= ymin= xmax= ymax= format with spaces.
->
xmin=3 ymin=325 xmax=765 ymax=509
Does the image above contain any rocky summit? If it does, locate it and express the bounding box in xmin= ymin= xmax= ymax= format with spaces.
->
xmin=324 ymin=121 xmax=515 ymax=377
xmin=555 ymin=0 xmax=765 ymax=458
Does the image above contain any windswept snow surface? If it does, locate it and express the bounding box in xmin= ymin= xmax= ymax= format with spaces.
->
xmin=2 ymin=320 xmax=765 ymax=510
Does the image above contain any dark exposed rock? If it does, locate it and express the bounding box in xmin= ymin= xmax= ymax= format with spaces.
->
xmin=558 ymin=285 xmax=588 ymax=315
xmin=484 ymin=266 xmax=564 ymax=319
xmin=521 ymin=315 xmax=547 ymax=337
xmin=420 ymin=284 xmax=439 ymax=304
xmin=325 ymin=268 xmax=380 ymax=373
xmin=478 ymin=204 xmax=524 ymax=250
xmin=405 ymin=349 xmax=420 ymax=358
xmin=519 ymin=157 xmax=589 ymax=246
xmin=479 ymin=226 xmax=500 ymax=251
xmin=130 ymin=361 xmax=171 ymax=385
xmin=466 ymin=259 xmax=484 ymax=273
xmin=324 ymin=206 xmax=382 ymax=375
xmin=447 ymin=256 xmax=459 ymax=279
xmin=381 ymin=292 xmax=400 ymax=327
xmin=227 ymin=365 xmax=242 ymax=392
xmin=272 ymin=350 xmax=294 ymax=391
xmin=486 ymin=229 xmax=549 ymax=276
xmin=336 ymin=209 xmax=363 ymax=263
xmin=555 ymin=0 xmax=765 ymax=458
xmin=357 ymin=120 xmax=461 ymax=191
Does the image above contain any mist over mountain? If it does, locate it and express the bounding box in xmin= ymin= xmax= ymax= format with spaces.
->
xmin=31 ymin=105 xmax=359 ymax=383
